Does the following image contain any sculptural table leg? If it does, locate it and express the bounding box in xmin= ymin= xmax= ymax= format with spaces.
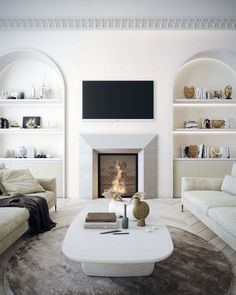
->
xmin=82 ymin=262 xmax=155 ymax=277
xmin=137 ymin=218 xmax=145 ymax=227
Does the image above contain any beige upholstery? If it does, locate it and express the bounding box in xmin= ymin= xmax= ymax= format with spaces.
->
xmin=0 ymin=207 xmax=30 ymax=242
xmin=181 ymin=162 xmax=236 ymax=251
xmin=183 ymin=190 xmax=236 ymax=215
xmin=0 ymin=177 xmax=57 ymax=256
xmin=26 ymin=191 xmax=56 ymax=205
xmin=1 ymin=169 xmax=45 ymax=196
xmin=0 ymin=163 xmax=6 ymax=169
xmin=182 ymin=177 xmax=223 ymax=194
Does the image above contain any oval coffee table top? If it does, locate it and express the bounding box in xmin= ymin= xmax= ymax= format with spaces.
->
xmin=62 ymin=199 xmax=173 ymax=264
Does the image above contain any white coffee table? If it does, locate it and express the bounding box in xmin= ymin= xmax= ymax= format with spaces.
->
xmin=62 ymin=199 xmax=173 ymax=277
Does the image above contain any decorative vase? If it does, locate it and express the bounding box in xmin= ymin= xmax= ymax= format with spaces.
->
xmin=132 ymin=193 xmax=150 ymax=227
xmin=108 ymin=199 xmax=136 ymax=220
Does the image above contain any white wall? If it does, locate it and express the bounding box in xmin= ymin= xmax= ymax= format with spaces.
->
xmin=1 ymin=0 xmax=236 ymax=17
xmin=0 ymin=29 xmax=235 ymax=198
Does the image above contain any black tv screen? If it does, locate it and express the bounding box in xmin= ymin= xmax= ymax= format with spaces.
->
xmin=82 ymin=81 xmax=154 ymax=119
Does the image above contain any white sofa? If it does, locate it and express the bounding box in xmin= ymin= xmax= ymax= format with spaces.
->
xmin=0 ymin=171 xmax=57 ymax=256
xmin=181 ymin=163 xmax=236 ymax=251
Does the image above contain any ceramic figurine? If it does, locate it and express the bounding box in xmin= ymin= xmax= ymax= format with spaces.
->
xmin=224 ymin=85 xmax=232 ymax=99
xmin=183 ymin=86 xmax=195 ymax=99
xmin=131 ymin=192 xmax=149 ymax=227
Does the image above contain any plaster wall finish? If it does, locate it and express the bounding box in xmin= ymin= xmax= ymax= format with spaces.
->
xmin=0 ymin=30 xmax=235 ymax=198
xmin=1 ymin=0 xmax=236 ymax=17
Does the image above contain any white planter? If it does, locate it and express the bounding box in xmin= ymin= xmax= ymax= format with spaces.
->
xmin=108 ymin=199 xmax=136 ymax=221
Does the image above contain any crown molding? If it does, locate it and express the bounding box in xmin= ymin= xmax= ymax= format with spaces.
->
xmin=0 ymin=17 xmax=235 ymax=30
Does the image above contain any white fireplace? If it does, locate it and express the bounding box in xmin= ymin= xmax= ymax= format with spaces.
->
xmin=79 ymin=134 xmax=158 ymax=199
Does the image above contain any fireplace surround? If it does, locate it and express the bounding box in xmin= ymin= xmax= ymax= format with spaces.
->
xmin=79 ymin=134 xmax=157 ymax=199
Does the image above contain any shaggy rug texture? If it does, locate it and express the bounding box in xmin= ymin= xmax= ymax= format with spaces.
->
xmin=4 ymin=225 xmax=232 ymax=295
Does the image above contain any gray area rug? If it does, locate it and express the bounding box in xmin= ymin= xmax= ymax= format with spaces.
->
xmin=4 ymin=226 xmax=232 ymax=295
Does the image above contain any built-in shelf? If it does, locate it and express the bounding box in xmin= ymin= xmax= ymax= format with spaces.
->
xmin=173 ymin=129 xmax=236 ymax=134
xmin=0 ymin=157 xmax=63 ymax=161
xmin=0 ymin=99 xmax=63 ymax=105
xmin=172 ymin=51 xmax=236 ymax=197
xmin=0 ymin=128 xmax=63 ymax=134
xmin=0 ymin=49 xmax=66 ymax=197
xmin=174 ymin=158 xmax=236 ymax=161
xmin=173 ymin=99 xmax=236 ymax=107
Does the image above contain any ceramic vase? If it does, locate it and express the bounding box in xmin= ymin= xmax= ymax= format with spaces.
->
xmin=108 ymin=199 xmax=136 ymax=220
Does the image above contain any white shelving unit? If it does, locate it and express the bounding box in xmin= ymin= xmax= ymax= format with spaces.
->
xmin=172 ymin=51 xmax=236 ymax=197
xmin=0 ymin=128 xmax=63 ymax=134
xmin=0 ymin=49 xmax=65 ymax=197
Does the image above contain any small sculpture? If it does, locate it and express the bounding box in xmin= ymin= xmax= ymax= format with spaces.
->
xmin=211 ymin=120 xmax=225 ymax=129
xmin=213 ymin=90 xmax=223 ymax=99
xmin=210 ymin=147 xmax=221 ymax=158
xmin=184 ymin=145 xmax=199 ymax=158
xmin=131 ymin=192 xmax=149 ymax=227
xmin=184 ymin=86 xmax=195 ymax=99
xmin=203 ymin=118 xmax=211 ymax=129
xmin=224 ymin=85 xmax=232 ymax=99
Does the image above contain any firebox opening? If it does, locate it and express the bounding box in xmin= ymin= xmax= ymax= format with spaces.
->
xmin=98 ymin=153 xmax=138 ymax=198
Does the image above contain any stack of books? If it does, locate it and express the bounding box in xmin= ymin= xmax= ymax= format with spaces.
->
xmin=84 ymin=212 xmax=118 ymax=229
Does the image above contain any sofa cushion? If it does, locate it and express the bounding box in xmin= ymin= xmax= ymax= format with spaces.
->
xmin=208 ymin=207 xmax=236 ymax=239
xmin=0 ymin=207 xmax=30 ymax=242
xmin=221 ymin=175 xmax=236 ymax=195
xmin=1 ymin=169 xmax=45 ymax=196
xmin=183 ymin=191 xmax=236 ymax=215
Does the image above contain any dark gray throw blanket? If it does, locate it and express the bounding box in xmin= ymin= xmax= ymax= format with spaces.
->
xmin=0 ymin=195 xmax=56 ymax=235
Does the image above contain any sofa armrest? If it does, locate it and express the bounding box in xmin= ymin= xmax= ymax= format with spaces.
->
xmin=36 ymin=178 xmax=57 ymax=194
xmin=182 ymin=177 xmax=223 ymax=196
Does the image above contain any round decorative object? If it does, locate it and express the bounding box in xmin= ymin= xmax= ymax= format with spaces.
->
xmin=108 ymin=199 xmax=135 ymax=220
xmin=132 ymin=194 xmax=150 ymax=226
xmin=183 ymin=86 xmax=195 ymax=99
xmin=184 ymin=145 xmax=199 ymax=158
xmin=211 ymin=119 xmax=225 ymax=129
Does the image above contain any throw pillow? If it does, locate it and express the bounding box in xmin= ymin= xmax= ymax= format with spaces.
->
xmin=1 ymin=169 xmax=45 ymax=196
xmin=221 ymin=175 xmax=236 ymax=195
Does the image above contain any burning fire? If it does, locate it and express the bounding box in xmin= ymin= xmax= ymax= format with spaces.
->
xmin=111 ymin=161 xmax=126 ymax=196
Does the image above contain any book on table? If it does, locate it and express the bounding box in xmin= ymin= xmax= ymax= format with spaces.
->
xmin=85 ymin=212 xmax=116 ymax=222
xmin=84 ymin=212 xmax=118 ymax=229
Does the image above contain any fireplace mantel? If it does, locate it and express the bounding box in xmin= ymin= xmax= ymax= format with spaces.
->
xmin=79 ymin=134 xmax=157 ymax=199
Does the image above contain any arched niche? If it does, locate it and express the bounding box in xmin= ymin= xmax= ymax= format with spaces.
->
xmin=0 ymin=49 xmax=65 ymax=100
xmin=173 ymin=50 xmax=236 ymax=100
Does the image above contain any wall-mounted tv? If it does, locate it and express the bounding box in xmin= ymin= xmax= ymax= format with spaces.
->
xmin=82 ymin=80 xmax=154 ymax=119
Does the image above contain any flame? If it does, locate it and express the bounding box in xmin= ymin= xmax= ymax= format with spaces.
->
xmin=111 ymin=161 xmax=126 ymax=195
